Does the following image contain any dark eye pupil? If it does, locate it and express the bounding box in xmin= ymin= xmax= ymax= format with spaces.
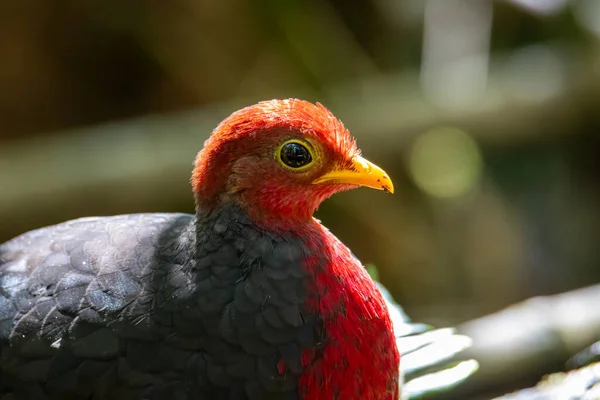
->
xmin=280 ymin=142 xmax=312 ymax=168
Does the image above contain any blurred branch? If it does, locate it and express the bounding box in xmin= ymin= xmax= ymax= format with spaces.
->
xmin=493 ymin=361 xmax=600 ymax=400
xmin=436 ymin=284 xmax=600 ymax=398
xmin=1 ymin=45 xmax=600 ymax=236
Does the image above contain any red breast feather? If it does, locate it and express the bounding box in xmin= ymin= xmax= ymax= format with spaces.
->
xmin=299 ymin=224 xmax=400 ymax=400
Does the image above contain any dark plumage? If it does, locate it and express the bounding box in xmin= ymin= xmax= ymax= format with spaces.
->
xmin=0 ymin=206 xmax=322 ymax=399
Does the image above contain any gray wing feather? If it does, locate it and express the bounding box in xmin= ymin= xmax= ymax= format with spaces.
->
xmin=0 ymin=213 xmax=195 ymax=397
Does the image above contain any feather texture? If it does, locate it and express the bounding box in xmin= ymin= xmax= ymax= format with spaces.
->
xmin=0 ymin=204 xmax=398 ymax=399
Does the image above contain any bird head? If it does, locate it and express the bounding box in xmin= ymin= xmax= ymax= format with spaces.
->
xmin=192 ymin=99 xmax=393 ymax=228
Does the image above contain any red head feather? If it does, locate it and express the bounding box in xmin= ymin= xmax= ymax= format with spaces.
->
xmin=191 ymin=99 xmax=360 ymax=227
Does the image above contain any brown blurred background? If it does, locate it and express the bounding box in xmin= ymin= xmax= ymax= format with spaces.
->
xmin=1 ymin=0 xmax=599 ymax=398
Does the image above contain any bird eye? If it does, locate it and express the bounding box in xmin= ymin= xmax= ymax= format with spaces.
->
xmin=278 ymin=140 xmax=314 ymax=169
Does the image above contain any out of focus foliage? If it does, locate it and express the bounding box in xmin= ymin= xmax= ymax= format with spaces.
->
xmin=1 ymin=0 xmax=599 ymax=398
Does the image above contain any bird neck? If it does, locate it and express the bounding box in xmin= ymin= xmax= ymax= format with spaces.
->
xmin=197 ymin=197 xmax=320 ymax=233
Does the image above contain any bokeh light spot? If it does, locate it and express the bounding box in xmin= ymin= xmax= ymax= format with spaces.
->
xmin=409 ymin=127 xmax=482 ymax=198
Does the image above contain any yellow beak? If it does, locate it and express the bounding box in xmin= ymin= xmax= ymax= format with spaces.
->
xmin=312 ymin=155 xmax=394 ymax=194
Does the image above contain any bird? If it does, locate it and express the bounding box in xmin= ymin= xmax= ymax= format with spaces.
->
xmin=0 ymin=99 xmax=476 ymax=400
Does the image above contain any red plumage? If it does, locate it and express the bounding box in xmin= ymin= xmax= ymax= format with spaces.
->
xmin=300 ymin=226 xmax=399 ymax=400
xmin=192 ymin=99 xmax=361 ymax=227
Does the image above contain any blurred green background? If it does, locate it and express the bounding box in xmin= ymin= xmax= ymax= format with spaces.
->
xmin=1 ymin=0 xmax=599 ymax=398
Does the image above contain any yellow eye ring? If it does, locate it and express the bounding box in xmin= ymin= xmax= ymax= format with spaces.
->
xmin=276 ymin=139 xmax=316 ymax=171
